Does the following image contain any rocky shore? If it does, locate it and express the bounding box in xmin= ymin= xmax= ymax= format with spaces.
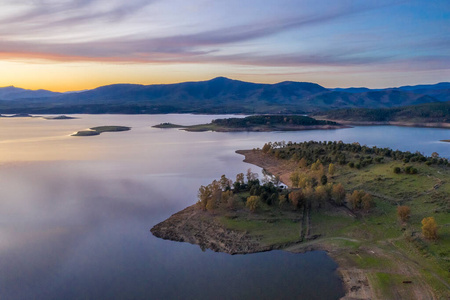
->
xmin=151 ymin=205 xmax=274 ymax=254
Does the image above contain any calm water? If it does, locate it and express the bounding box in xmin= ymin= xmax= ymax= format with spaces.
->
xmin=0 ymin=114 xmax=448 ymax=299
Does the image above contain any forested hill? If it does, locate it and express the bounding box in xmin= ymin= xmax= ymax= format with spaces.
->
xmin=313 ymin=101 xmax=450 ymax=123
xmin=0 ymin=77 xmax=448 ymax=114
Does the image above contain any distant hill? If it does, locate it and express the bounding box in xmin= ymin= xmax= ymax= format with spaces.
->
xmin=0 ymin=86 xmax=60 ymax=100
xmin=313 ymin=101 xmax=450 ymax=124
xmin=333 ymin=82 xmax=450 ymax=102
xmin=0 ymin=77 xmax=448 ymax=114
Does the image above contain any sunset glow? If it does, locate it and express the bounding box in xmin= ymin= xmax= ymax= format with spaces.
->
xmin=1 ymin=0 xmax=449 ymax=91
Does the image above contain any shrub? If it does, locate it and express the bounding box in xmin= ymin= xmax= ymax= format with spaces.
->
xmin=421 ymin=217 xmax=438 ymax=240
xmin=397 ymin=206 xmax=411 ymax=222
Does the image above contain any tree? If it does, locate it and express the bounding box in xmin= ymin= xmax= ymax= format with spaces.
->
xmin=246 ymin=168 xmax=258 ymax=182
xmin=314 ymin=185 xmax=328 ymax=209
xmin=236 ymin=173 xmax=245 ymax=185
xmin=197 ymin=185 xmax=212 ymax=210
xmin=311 ymin=160 xmax=324 ymax=177
xmin=262 ymin=143 xmax=272 ymax=153
xmin=328 ymin=163 xmax=335 ymax=176
xmin=361 ymin=193 xmax=374 ymax=212
xmin=348 ymin=190 xmax=363 ymax=210
xmin=331 ymin=183 xmax=346 ymax=206
xmin=206 ymin=196 xmax=216 ymax=212
xmin=210 ymin=180 xmax=222 ymax=203
xmin=421 ymin=217 xmax=438 ymax=240
xmin=221 ymin=190 xmax=233 ymax=205
xmin=310 ymin=159 xmax=322 ymax=171
xmin=290 ymin=172 xmax=300 ymax=188
xmin=246 ymin=196 xmax=260 ymax=212
xmin=278 ymin=194 xmax=287 ymax=207
xmin=220 ymin=174 xmax=232 ymax=191
xmin=397 ymin=206 xmax=411 ymax=222
xmin=303 ymin=186 xmax=316 ymax=208
xmin=226 ymin=195 xmax=237 ymax=210
xmin=298 ymin=157 xmax=308 ymax=168
xmin=288 ymin=190 xmax=304 ymax=209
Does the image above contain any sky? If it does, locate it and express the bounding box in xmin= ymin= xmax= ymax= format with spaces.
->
xmin=0 ymin=0 xmax=449 ymax=92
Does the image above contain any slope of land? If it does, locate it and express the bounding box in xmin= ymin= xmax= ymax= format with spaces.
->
xmin=152 ymin=141 xmax=450 ymax=299
xmin=0 ymin=77 xmax=447 ymax=114
xmin=153 ymin=115 xmax=347 ymax=132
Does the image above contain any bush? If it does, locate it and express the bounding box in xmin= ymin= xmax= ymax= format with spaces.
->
xmin=397 ymin=206 xmax=410 ymax=222
xmin=421 ymin=217 xmax=438 ymax=240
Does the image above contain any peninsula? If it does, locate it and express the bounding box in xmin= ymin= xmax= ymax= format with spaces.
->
xmin=152 ymin=141 xmax=450 ymax=299
xmin=153 ymin=115 xmax=347 ymax=132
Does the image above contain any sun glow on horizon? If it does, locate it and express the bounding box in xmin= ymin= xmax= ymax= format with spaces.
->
xmin=0 ymin=0 xmax=448 ymax=92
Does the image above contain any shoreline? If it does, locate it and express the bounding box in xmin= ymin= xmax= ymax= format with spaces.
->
xmin=151 ymin=148 xmax=446 ymax=299
xmin=151 ymin=150 xmax=374 ymax=299
xmin=313 ymin=117 xmax=450 ymax=129
xmin=153 ymin=123 xmax=350 ymax=132
xmin=183 ymin=124 xmax=350 ymax=132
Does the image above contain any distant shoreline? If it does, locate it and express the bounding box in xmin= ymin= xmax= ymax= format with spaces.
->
xmin=313 ymin=117 xmax=450 ymax=129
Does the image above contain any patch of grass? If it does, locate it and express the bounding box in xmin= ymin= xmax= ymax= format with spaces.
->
xmin=220 ymin=216 xmax=300 ymax=245
xmin=356 ymin=255 xmax=390 ymax=269
xmin=369 ymin=272 xmax=408 ymax=299
xmin=309 ymin=211 xmax=355 ymax=237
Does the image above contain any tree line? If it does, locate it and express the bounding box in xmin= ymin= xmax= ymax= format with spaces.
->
xmin=261 ymin=140 xmax=448 ymax=167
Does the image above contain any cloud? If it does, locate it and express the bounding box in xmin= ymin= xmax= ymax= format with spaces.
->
xmin=0 ymin=0 xmax=448 ymax=75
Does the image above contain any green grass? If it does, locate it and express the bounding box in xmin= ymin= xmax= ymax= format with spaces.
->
xmin=220 ymin=216 xmax=301 ymax=245
xmin=370 ymin=272 xmax=406 ymax=299
xmin=192 ymin=144 xmax=449 ymax=297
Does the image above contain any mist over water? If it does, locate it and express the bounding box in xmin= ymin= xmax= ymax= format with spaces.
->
xmin=0 ymin=114 xmax=448 ymax=299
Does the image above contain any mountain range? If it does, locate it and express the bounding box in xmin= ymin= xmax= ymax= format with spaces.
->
xmin=0 ymin=77 xmax=448 ymax=114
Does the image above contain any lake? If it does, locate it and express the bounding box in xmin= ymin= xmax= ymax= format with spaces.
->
xmin=0 ymin=114 xmax=448 ymax=299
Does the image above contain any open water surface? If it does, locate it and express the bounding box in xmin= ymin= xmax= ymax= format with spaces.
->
xmin=0 ymin=114 xmax=448 ymax=299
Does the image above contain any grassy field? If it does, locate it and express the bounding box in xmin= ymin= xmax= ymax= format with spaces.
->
xmin=214 ymin=147 xmax=449 ymax=299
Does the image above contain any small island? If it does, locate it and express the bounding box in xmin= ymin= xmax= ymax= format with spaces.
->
xmin=152 ymin=141 xmax=449 ymax=299
xmin=43 ymin=115 xmax=77 ymax=120
xmin=153 ymin=115 xmax=348 ymax=132
xmin=0 ymin=114 xmax=77 ymax=120
xmin=72 ymin=125 xmax=131 ymax=136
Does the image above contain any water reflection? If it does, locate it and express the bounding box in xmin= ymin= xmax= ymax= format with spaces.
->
xmin=0 ymin=114 xmax=448 ymax=299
